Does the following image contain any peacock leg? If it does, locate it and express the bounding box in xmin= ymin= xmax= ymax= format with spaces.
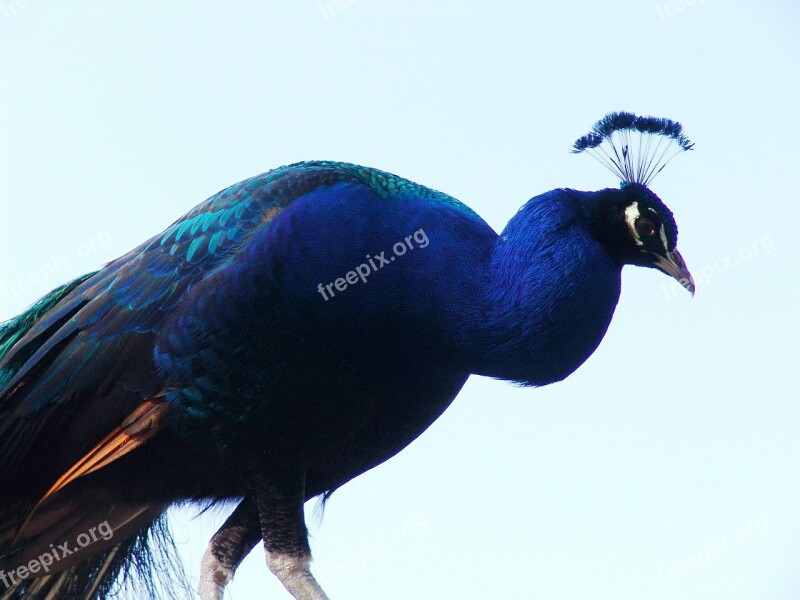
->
xmin=198 ymin=497 xmax=262 ymax=600
xmin=253 ymin=470 xmax=330 ymax=600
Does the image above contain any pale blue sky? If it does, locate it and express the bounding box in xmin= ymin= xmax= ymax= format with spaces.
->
xmin=1 ymin=2 xmax=799 ymax=599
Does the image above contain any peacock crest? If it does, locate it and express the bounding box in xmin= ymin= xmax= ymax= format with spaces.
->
xmin=572 ymin=111 xmax=694 ymax=187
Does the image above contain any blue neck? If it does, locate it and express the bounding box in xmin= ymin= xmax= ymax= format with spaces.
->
xmin=459 ymin=189 xmax=622 ymax=386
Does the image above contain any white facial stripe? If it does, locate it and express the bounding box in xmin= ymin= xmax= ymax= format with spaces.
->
xmin=659 ymin=224 xmax=669 ymax=252
xmin=624 ymin=202 xmax=644 ymax=246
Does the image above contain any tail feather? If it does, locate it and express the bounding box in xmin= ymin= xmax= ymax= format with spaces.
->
xmin=0 ymin=272 xmax=96 ymax=382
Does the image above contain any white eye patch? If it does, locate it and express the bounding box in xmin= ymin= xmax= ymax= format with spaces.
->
xmin=624 ymin=202 xmax=644 ymax=246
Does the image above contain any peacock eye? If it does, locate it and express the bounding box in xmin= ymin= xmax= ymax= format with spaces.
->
xmin=635 ymin=217 xmax=658 ymax=238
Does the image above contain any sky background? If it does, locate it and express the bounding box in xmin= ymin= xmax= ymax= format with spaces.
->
xmin=1 ymin=1 xmax=799 ymax=599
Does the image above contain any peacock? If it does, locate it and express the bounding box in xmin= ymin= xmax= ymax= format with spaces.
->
xmin=0 ymin=112 xmax=694 ymax=599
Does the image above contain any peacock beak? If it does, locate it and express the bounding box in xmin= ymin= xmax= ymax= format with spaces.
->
xmin=651 ymin=248 xmax=695 ymax=296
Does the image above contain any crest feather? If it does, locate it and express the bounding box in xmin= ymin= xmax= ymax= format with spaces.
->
xmin=572 ymin=111 xmax=694 ymax=186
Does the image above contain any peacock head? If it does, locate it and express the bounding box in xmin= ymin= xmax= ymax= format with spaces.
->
xmin=573 ymin=111 xmax=695 ymax=295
